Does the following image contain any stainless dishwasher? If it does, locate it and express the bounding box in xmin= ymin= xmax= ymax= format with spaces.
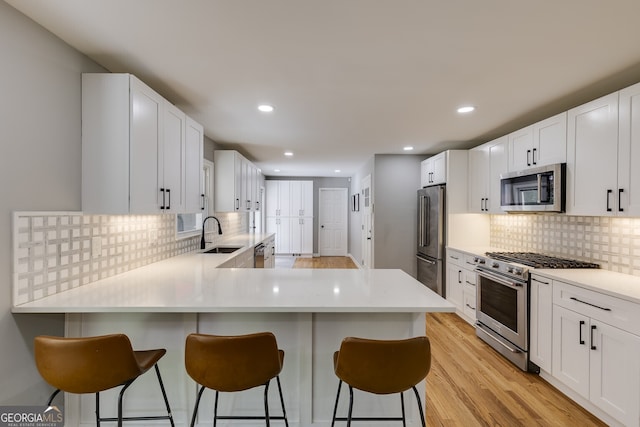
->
xmin=254 ymin=244 xmax=265 ymax=268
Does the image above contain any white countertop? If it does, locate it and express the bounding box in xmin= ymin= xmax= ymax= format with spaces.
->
xmin=448 ymin=245 xmax=640 ymax=304
xmin=12 ymin=236 xmax=454 ymax=313
xmin=532 ymin=268 xmax=640 ymax=304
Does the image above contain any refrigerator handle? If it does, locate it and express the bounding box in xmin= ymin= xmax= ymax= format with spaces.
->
xmin=425 ymin=196 xmax=430 ymax=247
xmin=419 ymin=194 xmax=430 ymax=247
xmin=419 ymin=195 xmax=425 ymax=247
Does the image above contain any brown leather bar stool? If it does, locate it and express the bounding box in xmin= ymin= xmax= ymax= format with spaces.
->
xmin=185 ymin=332 xmax=289 ymax=427
xmin=34 ymin=334 xmax=174 ymax=427
xmin=330 ymin=336 xmax=431 ymax=426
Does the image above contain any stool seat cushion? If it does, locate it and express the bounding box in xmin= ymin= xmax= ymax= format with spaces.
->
xmin=185 ymin=332 xmax=284 ymax=392
xmin=333 ymin=336 xmax=431 ymax=394
xmin=35 ymin=334 xmax=164 ymax=394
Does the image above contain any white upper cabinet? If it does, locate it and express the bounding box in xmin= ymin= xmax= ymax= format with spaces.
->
xmin=566 ymin=92 xmax=619 ymax=215
xmin=420 ymin=152 xmax=446 ymax=187
xmin=161 ymin=102 xmax=186 ymax=212
xmin=618 ymin=81 xmax=640 ymax=216
xmin=82 ymin=73 xmax=203 ymax=214
xmin=185 ymin=117 xmax=204 ymax=212
xmin=468 ymin=136 xmax=508 ymax=213
xmin=214 ymin=150 xmax=261 ymax=212
xmin=290 ymin=181 xmax=313 ymax=216
xmin=508 ymin=112 xmax=567 ymax=171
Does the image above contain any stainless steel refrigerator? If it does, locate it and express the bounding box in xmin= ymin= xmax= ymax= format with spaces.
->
xmin=416 ymin=185 xmax=445 ymax=297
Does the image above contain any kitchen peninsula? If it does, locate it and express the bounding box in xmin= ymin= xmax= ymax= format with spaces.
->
xmin=13 ymin=241 xmax=453 ymax=427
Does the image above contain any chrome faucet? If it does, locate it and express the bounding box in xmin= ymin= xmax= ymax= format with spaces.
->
xmin=200 ymin=216 xmax=223 ymax=249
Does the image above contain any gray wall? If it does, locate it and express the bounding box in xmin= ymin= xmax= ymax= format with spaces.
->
xmin=0 ymin=2 xmax=105 ymax=404
xmin=349 ymin=157 xmax=374 ymax=266
xmin=372 ymin=155 xmax=424 ymax=275
xmin=349 ymin=154 xmax=424 ymax=273
xmin=265 ymin=176 xmax=351 ymax=254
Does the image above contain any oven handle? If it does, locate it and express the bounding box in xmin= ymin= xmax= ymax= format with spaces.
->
xmin=475 ymin=268 xmax=525 ymax=288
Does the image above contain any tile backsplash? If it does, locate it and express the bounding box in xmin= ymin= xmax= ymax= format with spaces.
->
xmin=12 ymin=211 xmax=247 ymax=305
xmin=491 ymin=214 xmax=640 ymax=276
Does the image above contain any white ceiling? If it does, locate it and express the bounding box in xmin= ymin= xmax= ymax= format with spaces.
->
xmin=6 ymin=0 xmax=640 ymax=177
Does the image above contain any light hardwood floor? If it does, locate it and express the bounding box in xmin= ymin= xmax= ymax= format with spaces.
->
xmin=294 ymin=257 xmax=607 ymax=426
xmin=425 ymin=313 xmax=606 ymax=426
xmin=292 ymin=256 xmax=358 ymax=269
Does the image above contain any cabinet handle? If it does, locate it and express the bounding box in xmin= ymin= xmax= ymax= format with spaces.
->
xmin=166 ymin=188 xmax=170 ymax=210
xmin=458 ymin=270 xmax=462 ymax=284
xmin=531 ymin=277 xmax=550 ymax=285
xmin=201 ymin=194 xmax=205 ymax=210
xmin=526 ymin=149 xmax=531 ymax=166
xmin=590 ymin=325 xmax=597 ymax=350
xmin=606 ymin=189 xmax=613 ymax=212
xmin=569 ymin=296 xmax=612 ymax=312
xmin=246 ymin=199 xmax=251 ymax=210
xmin=235 ymin=198 xmax=240 ymax=211
xmin=465 ymin=280 xmax=475 ymax=286
xmin=160 ymin=188 xmax=166 ymax=210
xmin=465 ymin=303 xmax=476 ymax=310
xmin=532 ymin=148 xmax=537 ymax=165
xmin=256 ymin=201 xmax=260 ymax=210
xmin=579 ymin=320 xmax=585 ymax=345
xmin=619 ymin=188 xmax=624 ymax=212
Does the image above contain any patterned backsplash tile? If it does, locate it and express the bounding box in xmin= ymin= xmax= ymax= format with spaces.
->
xmin=491 ymin=215 xmax=640 ymax=276
xmin=12 ymin=211 xmax=247 ymax=305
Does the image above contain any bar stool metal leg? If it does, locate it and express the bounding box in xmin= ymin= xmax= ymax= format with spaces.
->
xmin=95 ymin=392 xmax=101 ymax=427
xmin=411 ymin=385 xmax=427 ymax=427
xmin=330 ymin=380 xmax=343 ymax=427
xmin=153 ymin=364 xmax=175 ymax=426
xmin=190 ymin=386 xmax=206 ymax=427
xmin=400 ymin=391 xmax=406 ymax=427
xmin=276 ymin=376 xmax=289 ymax=427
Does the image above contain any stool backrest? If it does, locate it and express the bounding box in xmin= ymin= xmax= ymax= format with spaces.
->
xmin=34 ymin=334 xmax=142 ymax=394
xmin=185 ymin=332 xmax=282 ymax=392
xmin=334 ymin=336 xmax=431 ymax=394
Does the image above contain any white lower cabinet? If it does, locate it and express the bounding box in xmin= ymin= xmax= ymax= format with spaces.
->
xmin=290 ymin=217 xmax=313 ymax=254
xmin=445 ymin=249 xmax=476 ymax=325
xmin=267 ymin=217 xmax=291 ymax=254
xmin=446 ymin=262 xmax=463 ymax=312
xmin=552 ymin=281 xmax=640 ymax=426
xmin=529 ymin=274 xmax=552 ymax=372
xmin=462 ymin=269 xmax=477 ymax=321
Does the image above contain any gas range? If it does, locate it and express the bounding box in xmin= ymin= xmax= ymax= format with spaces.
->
xmin=484 ymin=252 xmax=600 ymax=270
xmin=473 ymin=251 xmax=598 ymax=373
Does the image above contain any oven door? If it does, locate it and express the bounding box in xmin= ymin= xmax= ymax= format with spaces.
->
xmin=475 ymin=268 xmax=528 ymax=351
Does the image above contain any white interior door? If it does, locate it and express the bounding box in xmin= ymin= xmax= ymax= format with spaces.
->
xmin=318 ymin=188 xmax=348 ymax=256
xmin=361 ymin=175 xmax=373 ymax=268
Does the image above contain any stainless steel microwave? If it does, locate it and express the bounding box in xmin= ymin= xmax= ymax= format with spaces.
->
xmin=500 ymin=163 xmax=566 ymax=212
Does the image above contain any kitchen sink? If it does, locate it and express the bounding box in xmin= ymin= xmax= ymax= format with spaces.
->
xmin=203 ymin=246 xmax=242 ymax=254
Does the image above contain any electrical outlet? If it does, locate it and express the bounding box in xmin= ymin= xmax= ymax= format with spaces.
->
xmin=91 ymin=236 xmax=102 ymax=258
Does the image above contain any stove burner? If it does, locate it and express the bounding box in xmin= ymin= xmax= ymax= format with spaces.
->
xmin=485 ymin=252 xmax=600 ymax=269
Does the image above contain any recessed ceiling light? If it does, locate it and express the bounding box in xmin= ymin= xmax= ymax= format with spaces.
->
xmin=258 ymin=104 xmax=274 ymax=113
xmin=334 ymin=169 xmax=341 ymax=173
xmin=274 ymin=169 xmax=281 ymax=172
xmin=284 ymin=151 xmax=293 ymax=157
xmin=457 ymin=106 xmax=475 ymax=114
xmin=403 ymin=146 xmax=414 ymax=151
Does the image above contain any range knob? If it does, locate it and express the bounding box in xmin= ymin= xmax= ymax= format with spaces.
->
xmin=514 ymin=269 xmax=522 ymax=276
xmin=507 ymin=267 xmax=514 ymax=274
xmin=492 ymin=262 xmax=499 ymax=269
